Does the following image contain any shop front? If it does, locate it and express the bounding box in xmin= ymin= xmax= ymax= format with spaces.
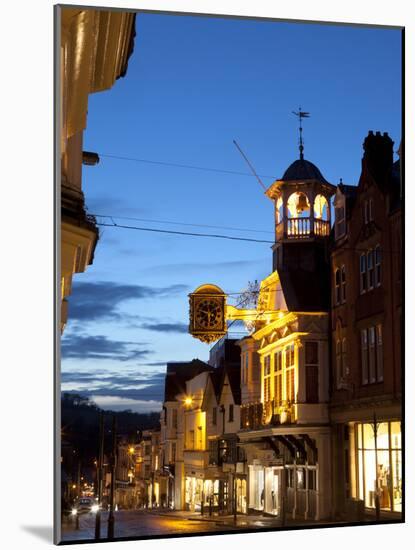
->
xmin=355 ymin=420 xmax=401 ymax=514
xmin=236 ymin=477 xmax=247 ymax=514
xmin=248 ymin=462 xmax=281 ymax=516
xmin=185 ymin=476 xmax=227 ymax=513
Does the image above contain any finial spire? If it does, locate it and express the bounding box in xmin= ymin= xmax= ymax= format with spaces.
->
xmin=292 ymin=107 xmax=310 ymax=160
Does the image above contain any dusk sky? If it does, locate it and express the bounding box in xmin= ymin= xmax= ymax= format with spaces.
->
xmin=61 ymin=12 xmax=401 ymax=413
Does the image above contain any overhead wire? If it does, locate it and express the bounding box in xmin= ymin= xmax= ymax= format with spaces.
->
xmin=92 ymin=213 xmax=273 ymax=235
xmin=95 ymin=221 xmax=275 ymax=244
xmin=98 ymin=153 xmax=276 ymax=180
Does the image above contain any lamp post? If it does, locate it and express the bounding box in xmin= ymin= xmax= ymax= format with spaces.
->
xmin=95 ymin=411 xmax=104 ymax=540
xmin=107 ymin=415 xmax=117 ymax=540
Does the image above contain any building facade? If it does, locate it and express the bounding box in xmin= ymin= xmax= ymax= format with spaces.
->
xmin=59 ymin=8 xmax=136 ymax=331
xmin=236 ymin=155 xmax=336 ymax=521
xmin=330 ymin=132 xmax=402 ymax=520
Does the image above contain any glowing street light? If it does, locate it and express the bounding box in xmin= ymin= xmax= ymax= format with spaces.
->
xmin=184 ymin=396 xmax=193 ymax=406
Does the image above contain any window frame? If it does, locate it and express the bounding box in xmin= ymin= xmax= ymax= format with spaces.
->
xmin=334 ymin=268 xmax=341 ymax=305
xmin=360 ymin=254 xmax=367 ymax=294
xmin=341 ymin=265 xmax=346 ymax=303
xmin=375 ymin=245 xmax=382 ymax=287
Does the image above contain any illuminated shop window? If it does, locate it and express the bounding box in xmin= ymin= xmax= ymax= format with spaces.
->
xmin=356 ymin=421 xmax=401 ymax=512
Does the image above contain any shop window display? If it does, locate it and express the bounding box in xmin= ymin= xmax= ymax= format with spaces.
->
xmin=356 ymin=421 xmax=401 ymax=512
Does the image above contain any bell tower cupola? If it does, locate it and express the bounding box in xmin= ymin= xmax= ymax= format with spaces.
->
xmin=265 ymin=111 xmax=336 ymax=309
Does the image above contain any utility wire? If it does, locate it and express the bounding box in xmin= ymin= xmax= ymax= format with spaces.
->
xmin=96 ymin=221 xmax=275 ymax=244
xmin=96 ymin=221 xmax=402 ymax=255
xmin=92 ymin=213 xmax=273 ymax=235
xmin=99 ymin=153 xmax=276 ymax=180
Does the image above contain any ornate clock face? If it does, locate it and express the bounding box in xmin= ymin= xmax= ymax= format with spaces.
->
xmin=195 ymin=298 xmax=223 ymax=329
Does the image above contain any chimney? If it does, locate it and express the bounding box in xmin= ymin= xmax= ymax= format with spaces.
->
xmin=363 ymin=130 xmax=394 ymax=186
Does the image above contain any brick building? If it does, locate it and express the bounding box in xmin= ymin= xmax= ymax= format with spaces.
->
xmin=330 ymin=131 xmax=402 ymax=520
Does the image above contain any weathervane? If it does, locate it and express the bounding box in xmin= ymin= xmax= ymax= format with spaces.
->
xmin=292 ymin=108 xmax=310 ymax=160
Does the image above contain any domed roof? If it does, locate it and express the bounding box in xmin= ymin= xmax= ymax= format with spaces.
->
xmin=281 ymin=158 xmax=328 ymax=184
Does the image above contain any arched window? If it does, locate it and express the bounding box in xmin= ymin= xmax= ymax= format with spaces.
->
xmin=286 ymin=192 xmax=310 ymax=237
xmin=276 ymin=196 xmax=283 ymax=224
xmin=286 ymin=192 xmax=310 ymax=219
xmin=314 ymin=194 xmax=329 ymax=220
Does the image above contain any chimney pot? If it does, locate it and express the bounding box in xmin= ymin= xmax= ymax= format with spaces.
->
xmin=376 ymin=131 xmax=381 ymax=136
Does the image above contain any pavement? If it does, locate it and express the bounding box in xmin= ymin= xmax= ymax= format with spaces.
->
xmin=60 ymin=507 xmax=376 ymax=543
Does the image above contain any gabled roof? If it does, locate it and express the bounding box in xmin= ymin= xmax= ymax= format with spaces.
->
xmin=164 ymin=359 xmax=212 ymax=402
xmin=221 ymin=363 xmax=241 ymax=406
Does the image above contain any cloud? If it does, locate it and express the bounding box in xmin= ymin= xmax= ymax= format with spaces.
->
xmin=140 ymin=322 xmax=188 ymax=333
xmin=138 ymin=259 xmax=266 ymax=275
xmin=61 ymin=334 xmax=152 ymax=362
xmin=90 ymin=395 xmax=162 ymax=413
xmin=66 ymin=281 xmax=188 ymax=322
xmin=61 ymin=367 xmax=166 ymax=412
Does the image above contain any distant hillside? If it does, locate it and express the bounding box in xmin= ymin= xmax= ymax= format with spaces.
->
xmin=61 ymin=393 xmax=160 ymax=465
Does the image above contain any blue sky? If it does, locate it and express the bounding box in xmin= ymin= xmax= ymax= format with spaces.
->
xmin=61 ymin=12 xmax=402 ymax=413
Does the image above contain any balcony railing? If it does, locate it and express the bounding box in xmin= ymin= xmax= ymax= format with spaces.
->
xmin=276 ymin=217 xmax=330 ymax=240
xmin=287 ymin=217 xmax=310 ymax=238
xmin=314 ymin=218 xmax=330 ymax=236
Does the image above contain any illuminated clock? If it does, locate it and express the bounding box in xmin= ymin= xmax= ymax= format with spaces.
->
xmin=188 ymin=284 xmax=227 ymax=344
xmin=195 ymin=298 xmax=223 ymax=329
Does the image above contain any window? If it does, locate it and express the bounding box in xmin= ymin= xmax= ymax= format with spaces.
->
xmin=285 ymin=344 xmax=295 ymax=403
xmin=363 ymin=201 xmax=368 ymax=224
xmin=335 ymin=205 xmax=346 ymax=239
xmin=342 ymin=338 xmax=348 ymax=378
xmin=336 ymin=339 xmax=342 ymax=387
xmin=369 ymin=198 xmax=374 ymax=221
xmin=334 ymin=268 xmax=341 ymax=305
xmin=356 ymin=421 xmax=401 ymax=512
xmin=273 ymin=351 xmax=283 ymax=406
xmin=367 ymin=250 xmax=374 ymax=289
xmin=376 ymin=324 xmax=383 ymax=382
xmin=305 ymin=342 xmax=319 ymax=403
xmin=245 ymin=352 xmax=250 ymax=383
xmin=341 ymin=265 xmax=346 ymax=302
xmin=263 ymin=355 xmax=271 ymax=402
xmin=229 ymin=404 xmax=234 ymax=423
xmin=197 ymin=426 xmax=203 ymax=449
xmin=172 ymin=409 xmax=178 ymax=429
xmin=360 ymin=254 xmax=367 ymax=293
xmin=188 ymin=430 xmax=195 ymax=450
xmin=361 ymin=324 xmax=383 ymax=385
xmin=375 ymin=245 xmax=382 ymax=286
xmin=171 ymin=442 xmax=176 ymax=463
xmin=368 ymin=326 xmax=376 ymax=383
xmin=212 ymin=407 xmax=217 ymax=426
xmin=361 ymin=329 xmax=368 ymax=385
